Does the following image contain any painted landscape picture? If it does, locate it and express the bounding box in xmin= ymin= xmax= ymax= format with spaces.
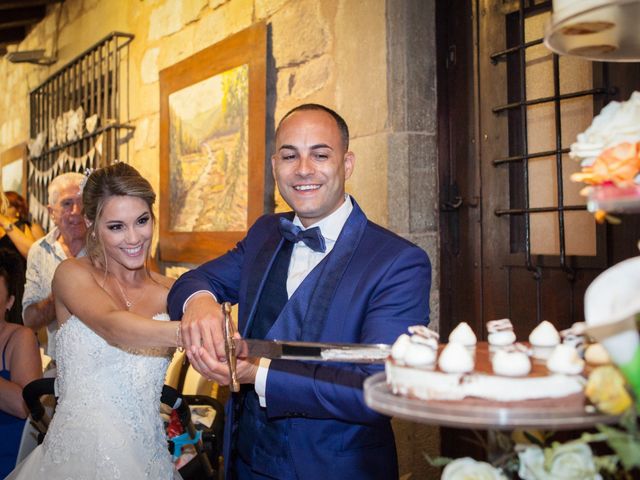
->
xmin=168 ymin=64 xmax=249 ymax=232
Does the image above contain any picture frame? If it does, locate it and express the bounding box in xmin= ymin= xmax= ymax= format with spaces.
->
xmin=159 ymin=23 xmax=266 ymax=264
xmin=1 ymin=143 xmax=27 ymax=199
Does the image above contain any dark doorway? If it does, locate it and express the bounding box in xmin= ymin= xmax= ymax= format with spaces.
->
xmin=437 ymin=0 xmax=640 ymax=459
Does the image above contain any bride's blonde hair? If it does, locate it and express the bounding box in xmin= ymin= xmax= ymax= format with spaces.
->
xmin=82 ymin=162 xmax=156 ymax=270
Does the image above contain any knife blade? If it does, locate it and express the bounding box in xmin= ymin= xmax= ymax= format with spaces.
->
xmin=234 ymin=338 xmax=392 ymax=363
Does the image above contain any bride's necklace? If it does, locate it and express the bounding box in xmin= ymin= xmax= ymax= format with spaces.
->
xmin=111 ymin=274 xmax=146 ymax=310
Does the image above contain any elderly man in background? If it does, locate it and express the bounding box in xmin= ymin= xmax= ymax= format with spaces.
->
xmin=22 ymin=172 xmax=86 ymax=366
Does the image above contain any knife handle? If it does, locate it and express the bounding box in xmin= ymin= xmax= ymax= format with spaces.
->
xmin=222 ymin=302 xmax=240 ymax=392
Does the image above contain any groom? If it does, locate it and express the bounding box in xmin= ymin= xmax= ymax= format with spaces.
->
xmin=168 ymin=104 xmax=431 ymax=479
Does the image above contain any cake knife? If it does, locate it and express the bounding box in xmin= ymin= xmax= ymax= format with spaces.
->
xmin=222 ymin=302 xmax=391 ymax=392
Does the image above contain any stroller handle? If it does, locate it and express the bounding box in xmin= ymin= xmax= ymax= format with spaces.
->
xmin=23 ymin=377 xmax=55 ymax=423
xmin=162 ymin=385 xmax=192 ymax=434
xmin=162 ymin=385 xmax=217 ymax=478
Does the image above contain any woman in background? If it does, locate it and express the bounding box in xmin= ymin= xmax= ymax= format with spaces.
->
xmin=5 ymin=191 xmax=45 ymax=239
xmin=8 ymin=162 xmax=182 ymax=479
xmin=0 ymin=252 xmax=42 ymax=478
xmin=0 ymin=191 xmax=44 ymax=263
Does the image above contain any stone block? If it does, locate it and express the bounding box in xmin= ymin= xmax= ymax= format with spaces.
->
xmin=255 ymin=0 xmax=290 ymax=19
xmin=0 ymin=122 xmax=9 ymax=149
xmin=158 ymin=25 xmax=195 ymax=70
xmin=141 ymin=47 xmax=160 ymax=85
xmin=271 ymin=0 xmax=330 ymax=68
xmin=225 ymin=0 xmax=253 ymax=34
xmin=84 ymin=0 xmax=101 ymax=10
xmin=147 ymin=114 xmax=159 ymax=149
xmin=131 ymin=82 xmax=159 ymax=118
xmin=386 ymin=0 xmax=437 ymax=134
xmin=66 ymin=0 xmax=83 ymax=24
xmin=43 ymin=10 xmax=57 ymax=37
xmin=409 ymin=166 xmax=438 ymax=232
xmin=183 ymin=0 xmax=208 ymax=25
xmin=194 ymin=0 xmax=252 ymax=50
xmin=347 ymin=133 xmax=388 ymax=227
xmin=410 ymin=133 xmax=438 ymax=171
xmin=134 ymin=117 xmax=149 ymax=151
xmin=403 ymin=230 xmax=440 ymax=328
xmin=13 ymin=117 xmax=24 ymax=141
xmin=335 ymin=0 xmax=386 ymax=138
xmin=209 ymin=0 xmax=227 ymax=9
xmin=149 ymin=0 xmax=183 ymax=41
xmin=132 ymin=147 xmax=160 ymax=195
xmin=387 ymin=133 xmax=410 ymax=233
xmin=276 ymin=55 xmax=333 ymax=102
xmin=388 ymin=132 xmax=438 ymax=233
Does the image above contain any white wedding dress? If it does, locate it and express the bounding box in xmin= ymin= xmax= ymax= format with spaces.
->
xmin=8 ymin=314 xmax=180 ymax=480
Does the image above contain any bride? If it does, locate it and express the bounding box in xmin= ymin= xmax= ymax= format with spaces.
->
xmin=9 ymin=162 xmax=183 ymax=479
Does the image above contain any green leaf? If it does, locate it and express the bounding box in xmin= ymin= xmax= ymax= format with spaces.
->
xmin=423 ymin=453 xmax=454 ymax=468
xmin=596 ymin=424 xmax=640 ymax=470
xmin=618 ymin=408 xmax=638 ymax=435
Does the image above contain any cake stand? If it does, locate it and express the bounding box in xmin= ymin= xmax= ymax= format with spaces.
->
xmin=544 ymin=0 xmax=640 ymax=62
xmin=364 ymin=372 xmax=618 ymax=430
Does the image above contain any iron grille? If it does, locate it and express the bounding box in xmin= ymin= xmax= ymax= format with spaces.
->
xmin=489 ymin=0 xmax=613 ymax=320
xmin=28 ymin=32 xmax=134 ymax=230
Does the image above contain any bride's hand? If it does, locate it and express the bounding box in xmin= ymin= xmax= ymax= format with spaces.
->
xmin=189 ymin=346 xmax=259 ymax=385
xmin=181 ymin=294 xmax=226 ymax=376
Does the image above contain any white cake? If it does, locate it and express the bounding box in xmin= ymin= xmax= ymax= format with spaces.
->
xmin=386 ymin=325 xmax=585 ymax=404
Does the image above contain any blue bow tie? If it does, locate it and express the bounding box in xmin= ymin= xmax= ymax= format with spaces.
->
xmin=278 ymin=217 xmax=326 ymax=253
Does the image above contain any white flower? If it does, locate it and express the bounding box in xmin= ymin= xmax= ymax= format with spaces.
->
xmin=518 ymin=443 xmax=602 ymax=480
xmin=441 ymin=457 xmax=507 ymax=480
xmin=570 ymin=91 xmax=640 ymax=166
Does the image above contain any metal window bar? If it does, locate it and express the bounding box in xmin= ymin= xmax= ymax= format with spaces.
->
xmin=516 ymin=2 xmax=534 ymax=278
xmin=492 ymin=87 xmax=609 ymax=113
xmin=490 ymin=37 xmax=543 ymax=64
xmin=489 ymin=1 xmax=611 ymax=323
xmin=490 ymin=0 xmax=617 ymax=322
xmin=492 ymin=147 xmax=569 ymax=166
xmin=28 ymin=32 xmax=134 ymax=230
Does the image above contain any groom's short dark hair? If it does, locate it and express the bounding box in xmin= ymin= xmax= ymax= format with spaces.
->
xmin=276 ymin=103 xmax=350 ymax=150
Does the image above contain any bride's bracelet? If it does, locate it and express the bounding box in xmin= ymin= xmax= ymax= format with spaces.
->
xmin=175 ymin=324 xmax=184 ymax=352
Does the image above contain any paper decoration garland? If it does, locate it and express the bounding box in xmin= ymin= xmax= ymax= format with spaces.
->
xmin=29 ymin=108 xmax=98 ymax=157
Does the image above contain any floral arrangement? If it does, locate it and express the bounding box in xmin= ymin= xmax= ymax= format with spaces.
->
xmin=428 ymin=353 xmax=640 ymax=479
xmin=569 ymin=91 xmax=640 ymax=223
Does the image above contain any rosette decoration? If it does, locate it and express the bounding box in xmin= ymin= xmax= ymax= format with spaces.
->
xmin=569 ymin=91 xmax=640 ymax=222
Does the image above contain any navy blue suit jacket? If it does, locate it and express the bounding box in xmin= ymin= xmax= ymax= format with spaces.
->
xmin=168 ymin=198 xmax=431 ymax=479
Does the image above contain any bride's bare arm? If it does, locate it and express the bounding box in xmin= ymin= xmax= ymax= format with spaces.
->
xmin=52 ymin=259 xmax=181 ymax=349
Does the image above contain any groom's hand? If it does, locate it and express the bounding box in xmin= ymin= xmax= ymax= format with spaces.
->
xmin=181 ymin=293 xmax=226 ymax=376
xmin=191 ymin=346 xmax=259 ymax=386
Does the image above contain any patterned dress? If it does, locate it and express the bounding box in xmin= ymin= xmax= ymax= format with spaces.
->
xmin=7 ymin=314 xmax=179 ymax=479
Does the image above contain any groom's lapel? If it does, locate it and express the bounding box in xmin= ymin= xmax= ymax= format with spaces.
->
xmin=267 ymin=200 xmax=368 ymax=342
xmin=241 ymin=213 xmax=294 ymax=337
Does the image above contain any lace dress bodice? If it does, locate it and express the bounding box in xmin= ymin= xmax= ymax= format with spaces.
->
xmin=8 ymin=314 xmax=176 ymax=479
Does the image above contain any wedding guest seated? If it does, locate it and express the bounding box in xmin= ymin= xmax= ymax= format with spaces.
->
xmin=0 ymin=254 xmax=42 ymax=478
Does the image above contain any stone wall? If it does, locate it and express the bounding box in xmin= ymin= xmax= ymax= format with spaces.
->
xmin=0 ymin=0 xmax=440 ymax=476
